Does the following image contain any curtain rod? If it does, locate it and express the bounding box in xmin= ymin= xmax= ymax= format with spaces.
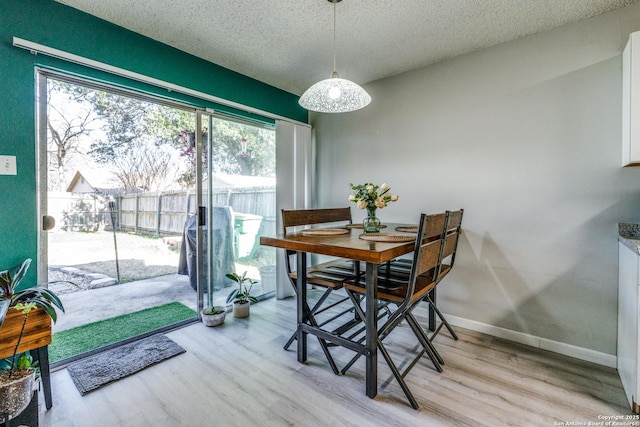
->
xmin=13 ymin=37 xmax=309 ymax=128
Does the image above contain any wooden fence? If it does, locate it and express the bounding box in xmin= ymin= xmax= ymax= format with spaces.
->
xmin=48 ymin=191 xmax=109 ymax=232
xmin=49 ymin=187 xmax=276 ymax=236
xmin=117 ymin=188 xmax=276 ymax=236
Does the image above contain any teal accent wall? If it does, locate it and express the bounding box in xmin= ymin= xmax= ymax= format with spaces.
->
xmin=0 ymin=0 xmax=307 ymax=277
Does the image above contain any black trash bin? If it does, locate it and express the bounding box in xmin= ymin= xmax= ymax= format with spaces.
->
xmin=178 ymin=206 xmax=235 ymax=291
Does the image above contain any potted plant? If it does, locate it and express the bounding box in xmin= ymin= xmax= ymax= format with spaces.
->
xmin=225 ymin=271 xmax=258 ymax=318
xmin=201 ymin=305 xmax=226 ymax=327
xmin=0 ymin=259 xmax=64 ymax=422
xmin=201 ymin=262 xmax=228 ymax=327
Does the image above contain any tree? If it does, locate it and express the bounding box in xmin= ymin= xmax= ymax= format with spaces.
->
xmin=209 ymin=118 xmax=275 ymax=177
xmin=88 ymin=92 xmax=154 ymax=164
xmin=177 ymin=119 xmax=276 ymax=187
xmin=110 ymin=140 xmax=176 ymax=192
xmin=47 ymin=79 xmax=275 ymax=193
xmin=84 ymin=91 xmax=193 ymax=191
xmin=175 ymin=126 xmax=255 ymax=187
xmin=46 ymin=81 xmax=99 ymax=191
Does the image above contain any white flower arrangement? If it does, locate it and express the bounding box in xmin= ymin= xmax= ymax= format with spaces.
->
xmin=348 ymin=182 xmax=399 ymax=210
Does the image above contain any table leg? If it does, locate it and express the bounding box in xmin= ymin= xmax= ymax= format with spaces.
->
xmin=365 ymin=262 xmax=378 ymax=398
xmin=428 ymin=287 xmax=436 ymax=331
xmin=296 ymin=251 xmax=307 ymax=363
xmin=34 ymin=346 xmax=52 ymax=410
xmin=353 ymin=261 xmax=361 ymax=321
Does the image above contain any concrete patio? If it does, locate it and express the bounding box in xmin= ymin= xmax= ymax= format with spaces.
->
xmin=51 ymin=273 xmax=273 ymax=333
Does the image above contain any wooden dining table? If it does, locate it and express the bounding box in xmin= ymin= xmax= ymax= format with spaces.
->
xmin=259 ymin=223 xmax=417 ymax=399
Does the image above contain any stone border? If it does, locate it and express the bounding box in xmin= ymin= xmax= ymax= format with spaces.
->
xmin=49 ymin=265 xmax=118 ymax=289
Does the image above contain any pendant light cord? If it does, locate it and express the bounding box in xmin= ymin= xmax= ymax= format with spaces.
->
xmin=332 ymin=0 xmax=337 ymax=74
xmin=329 ymin=0 xmax=342 ymax=78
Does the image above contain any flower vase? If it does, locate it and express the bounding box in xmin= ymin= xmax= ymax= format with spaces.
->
xmin=363 ymin=208 xmax=381 ymax=233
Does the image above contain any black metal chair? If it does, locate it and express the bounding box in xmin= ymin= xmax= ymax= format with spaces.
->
xmin=343 ymin=211 xmax=449 ymax=409
xmin=424 ymin=209 xmax=463 ymax=339
xmin=281 ymin=207 xmax=360 ymax=374
xmin=379 ymin=209 xmax=463 ymax=341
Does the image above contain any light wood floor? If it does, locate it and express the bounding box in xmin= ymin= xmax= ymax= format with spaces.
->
xmin=38 ymin=291 xmax=631 ymax=427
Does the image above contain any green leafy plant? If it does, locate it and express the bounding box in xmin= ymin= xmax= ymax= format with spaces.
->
xmin=0 ymin=259 xmax=64 ymax=325
xmin=225 ymin=271 xmax=258 ymax=305
xmin=0 ymin=259 xmax=65 ymax=376
xmin=0 ymin=350 xmax=37 ymax=376
xmin=202 ymin=306 xmax=224 ymax=315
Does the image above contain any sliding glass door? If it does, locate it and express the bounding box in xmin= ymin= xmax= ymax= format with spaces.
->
xmin=200 ymin=113 xmax=277 ymax=308
xmin=38 ymin=72 xmax=202 ymax=364
xmin=36 ymin=69 xmax=277 ymax=363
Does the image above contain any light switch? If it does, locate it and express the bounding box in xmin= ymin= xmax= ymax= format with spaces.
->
xmin=0 ymin=156 xmax=17 ymax=175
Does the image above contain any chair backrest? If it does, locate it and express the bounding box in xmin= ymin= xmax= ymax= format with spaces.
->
xmin=281 ymin=208 xmax=353 ymax=275
xmin=440 ymin=209 xmax=464 ymax=271
xmin=282 ymin=207 xmax=352 ymax=232
xmin=400 ymin=212 xmax=448 ymax=307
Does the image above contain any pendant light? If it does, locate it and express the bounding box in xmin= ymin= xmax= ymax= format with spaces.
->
xmin=299 ymin=0 xmax=371 ymax=113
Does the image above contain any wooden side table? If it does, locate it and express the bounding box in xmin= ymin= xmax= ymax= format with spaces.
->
xmin=0 ymin=308 xmax=53 ymax=410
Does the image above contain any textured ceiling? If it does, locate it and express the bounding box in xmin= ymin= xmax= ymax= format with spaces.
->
xmin=57 ymin=0 xmax=637 ymax=95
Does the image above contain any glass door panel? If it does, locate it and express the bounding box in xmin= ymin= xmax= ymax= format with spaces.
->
xmin=38 ymin=73 xmax=201 ymax=364
xmin=202 ymin=114 xmax=276 ymax=306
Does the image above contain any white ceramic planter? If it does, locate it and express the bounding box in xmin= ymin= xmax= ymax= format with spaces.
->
xmin=233 ymin=301 xmax=250 ymax=318
xmin=201 ymin=306 xmax=226 ymax=327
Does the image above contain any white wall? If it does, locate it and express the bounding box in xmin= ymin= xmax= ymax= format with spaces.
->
xmin=312 ymin=4 xmax=640 ymax=359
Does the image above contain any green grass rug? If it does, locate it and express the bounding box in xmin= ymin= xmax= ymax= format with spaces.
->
xmin=49 ymin=302 xmax=196 ymax=363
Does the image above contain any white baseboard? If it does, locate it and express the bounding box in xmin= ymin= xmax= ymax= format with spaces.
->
xmin=444 ymin=314 xmax=617 ymax=368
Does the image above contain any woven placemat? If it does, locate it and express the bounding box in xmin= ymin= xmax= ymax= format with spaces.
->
xmin=300 ymin=228 xmax=349 ymax=236
xmin=395 ymin=225 xmax=418 ymax=233
xmin=358 ymin=232 xmax=416 ymax=242
xmin=346 ymin=223 xmax=387 ymax=229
